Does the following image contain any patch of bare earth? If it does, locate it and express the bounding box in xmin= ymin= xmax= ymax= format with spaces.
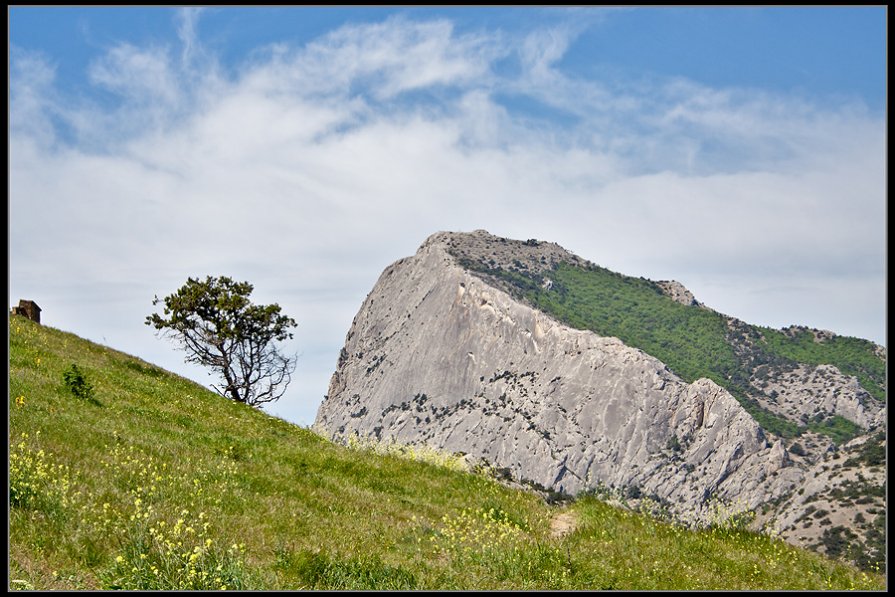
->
xmin=549 ymin=510 xmax=578 ymax=540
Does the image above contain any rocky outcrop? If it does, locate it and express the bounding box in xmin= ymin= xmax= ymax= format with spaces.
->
xmin=768 ymin=432 xmax=886 ymax=565
xmin=316 ymin=231 xmax=803 ymax=524
xmin=656 ymin=280 xmax=700 ymax=307
xmin=754 ymin=364 xmax=885 ymax=430
xmin=316 ymin=230 xmax=885 ymax=567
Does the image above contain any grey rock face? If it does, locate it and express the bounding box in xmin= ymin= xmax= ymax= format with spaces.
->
xmin=316 ymin=230 xmax=886 ymax=566
xmin=655 ymin=280 xmax=700 ymax=306
xmin=754 ymin=364 xmax=885 ymax=430
xmin=316 ymin=231 xmax=803 ymax=524
xmin=768 ymin=432 xmax=886 ymax=563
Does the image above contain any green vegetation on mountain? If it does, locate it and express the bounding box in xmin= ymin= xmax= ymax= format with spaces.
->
xmin=804 ymin=414 xmax=865 ymax=445
xmin=468 ymin=259 xmax=884 ymax=442
xmin=8 ymin=316 xmax=884 ymax=590
xmin=758 ymin=327 xmax=886 ymax=402
xmin=521 ymin=263 xmax=739 ymax=384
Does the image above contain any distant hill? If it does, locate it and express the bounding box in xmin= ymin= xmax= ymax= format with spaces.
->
xmin=316 ymin=230 xmax=886 ymax=571
xmin=8 ymin=314 xmax=884 ymax=589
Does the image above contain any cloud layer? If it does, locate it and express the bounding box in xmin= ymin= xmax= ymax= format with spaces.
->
xmin=10 ymin=13 xmax=886 ymax=424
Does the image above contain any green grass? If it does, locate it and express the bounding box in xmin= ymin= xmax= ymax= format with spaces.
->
xmin=8 ymin=315 xmax=885 ymax=590
xmin=475 ymin=260 xmax=885 ymax=441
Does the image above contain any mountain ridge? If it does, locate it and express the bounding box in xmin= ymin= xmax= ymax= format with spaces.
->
xmin=316 ymin=229 xmax=886 ymax=569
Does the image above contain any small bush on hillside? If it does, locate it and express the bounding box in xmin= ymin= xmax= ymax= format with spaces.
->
xmin=63 ymin=364 xmax=94 ymax=401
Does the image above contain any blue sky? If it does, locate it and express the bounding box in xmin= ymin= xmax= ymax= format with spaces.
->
xmin=10 ymin=7 xmax=887 ymax=108
xmin=9 ymin=7 xmax=887 ymax=425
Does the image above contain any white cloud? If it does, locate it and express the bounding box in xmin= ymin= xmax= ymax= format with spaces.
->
xmin=9 ymin=13 xmax=886 ymax=425
xmin=9 ymin=49 xmax=59 ymax=144
xmin=89 ymin=43 xmax=180 ymax=105
xmin=304 ymin=17 xmax=502 ymax=99
xmin=176 ymin=7 xmax=204 ymax=68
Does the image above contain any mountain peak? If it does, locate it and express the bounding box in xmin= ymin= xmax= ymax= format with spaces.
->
xmin=317 ymin=230 xmax=886 ymax=567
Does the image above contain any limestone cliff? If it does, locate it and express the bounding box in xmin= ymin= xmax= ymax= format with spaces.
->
xmin=315 ymin=230 xmax=886 ymax=567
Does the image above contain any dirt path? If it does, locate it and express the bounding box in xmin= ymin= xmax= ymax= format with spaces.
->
xmin=549 ymin=510 xmax=578 ymax=540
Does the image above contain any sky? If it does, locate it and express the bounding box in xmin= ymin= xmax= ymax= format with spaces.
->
xmin=8 ymin=6 xmax=887 ymax=426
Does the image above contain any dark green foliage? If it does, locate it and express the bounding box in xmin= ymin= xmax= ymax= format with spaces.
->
xmin=466 ymin=259 xmax=884 ymax=443
xmin=146 ymin=276 xmax=297 ymax=407
xmin=63 ymin=364 xmax=94 ymax=401
xmin=829 ymin=478 xmax=885 ymax=502
xmin=518 ymin=263 xmax=740 ymax=386
xmin=789 ymin=442 xmax=806 ymax=457
xmin=666 ymin=435 xmax=682 ymax=453
xmin=734 ymin=395 xmax=800 ymax=439
xmin=861 ymin=511 xmax=887 ymax=570
xmin=624 ymin=485 xmax=642 ymax=500
xmin=820 ymin=516 xmax=885 ymax=572
xmin=758 ymin=328 xmax=886 ymax=402
xmin=844 ymin=432 xmax=886 ymax=468
xmin=821 ymin=526 xmax=857 ymax=559
xmin=459 ymin=258 xmax=544 ymax=295
xmin=805 ymin=415 xmax=864 ymax=445
xmin=477 ymin=262 xmax=797 ymax=436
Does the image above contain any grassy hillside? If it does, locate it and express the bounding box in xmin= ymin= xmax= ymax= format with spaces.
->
xmin=473 ymin=260 xmax=885 ymax=440
xmin=8 ymin=316 xmax=884 ymax=590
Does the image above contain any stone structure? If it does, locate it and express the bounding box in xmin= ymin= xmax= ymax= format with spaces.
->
xmin=11 ymin=299 xmax=41 ymax=324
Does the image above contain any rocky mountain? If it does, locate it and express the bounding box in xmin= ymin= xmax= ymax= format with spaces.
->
xmin=315 ymin=230 xmax=886 ymax=570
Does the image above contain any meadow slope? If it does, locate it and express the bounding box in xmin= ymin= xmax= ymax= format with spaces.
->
xmin=8 ymin=316 xmax=884 ymax=590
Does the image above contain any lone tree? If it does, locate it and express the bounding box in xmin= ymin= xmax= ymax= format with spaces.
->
xmin=146 ymin=276 xmax=297 ymax=407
